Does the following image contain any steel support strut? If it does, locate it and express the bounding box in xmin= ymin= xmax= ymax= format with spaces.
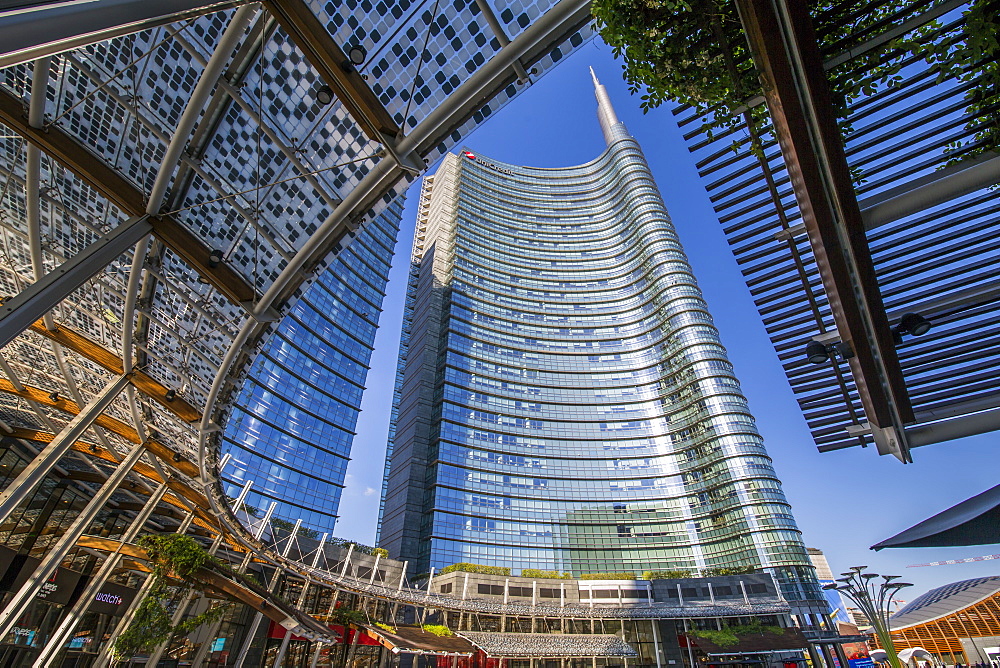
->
xmin=144 ymin=480 xmax=248 ymax=666
xmin=0 ymin=440 xmax=147 ymax=639
xmin=0 ymin=216 xmax=152 ymax=349
xmin=734 ymin=0 xmax=914 ymax=461
xmin=272 ymin=532 xmax=328 ymax=667
xmin=33 ymin=481 xmax=170 ymax=667
xmin=91 ymin=513 xmax=196 ymax=666
xmin=234 ymin=518 xmax=302 ymax=668
xmin=0 ymin=0 xmax=247 ymax=68
xmin=0 ymin=373 xmax=132 ymax=522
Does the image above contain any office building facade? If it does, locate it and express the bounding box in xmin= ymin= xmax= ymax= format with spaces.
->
xmin=221 ymin=199 xmax=404 ymax=533
xmin=380 ymin=73 xmax=823 ymax=607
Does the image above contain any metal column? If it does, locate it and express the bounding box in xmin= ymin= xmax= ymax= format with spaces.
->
xmin=271 ymin=533 xmax=328 ymax=667
xmin=0 ymin=216 xmax=151 ymax=348
xmin=147 ymin=482 xmax=251 ymax=666
xmin=0 ymin=373 xmax=132 ymax=522
xmin=91 ymin=513 xmax=196 ymax=666
xmin=233 ymin=518 xmax=301 ymax=668
xmin=33 ymin=481 xmax=170 ymax=667
xmin=0 ymin=439 xmax=146 ymax=638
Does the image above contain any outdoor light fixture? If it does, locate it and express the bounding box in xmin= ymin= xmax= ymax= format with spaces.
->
xmin=898 ymin=312 xmax=932 ymax=337
xmin=805 ymin=339 xmax=855 ymax=365
xmin=823 ymin=566 xmax=912 ymax=668
xmin=315 ymin=85 xmax=334 ymax=106
xmin=48 ymin=391 xmax=59 ymax=402
xmin=347 ymin=44 xmax=367 ymax=66
xmin=164 ymin=388 xmax=177 ymax=402
xmin=806 ymin=340 xmax=830 ymax=364
xmin=173 ymin=453 xmax=183 ymax=462
xmin=207 ymin=249 xmax=223 ymax=268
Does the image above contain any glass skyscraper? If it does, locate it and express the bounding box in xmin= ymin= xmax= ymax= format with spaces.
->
xmin=222 ymin=200 xmax=404 ymax=533
xmin=380 ymin=72 xmax=821 ymax=602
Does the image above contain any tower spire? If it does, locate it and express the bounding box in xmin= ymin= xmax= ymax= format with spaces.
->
xmin=590 ymin=66 xmax=621 ymax=145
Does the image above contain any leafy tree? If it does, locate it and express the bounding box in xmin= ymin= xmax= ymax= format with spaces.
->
xmin=440 ymin=562 xmax=511 ymax=576
xmin=643 ymin=569 xmax=693 ymax=579
xmin=593 ymin=0 xmax=998 ymax=174
xmin=112 ymin=535 xmax=231 ymax=663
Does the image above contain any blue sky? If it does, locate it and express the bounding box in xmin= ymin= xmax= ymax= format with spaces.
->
xmin=336 ymin=38 xmax=999 ymax=603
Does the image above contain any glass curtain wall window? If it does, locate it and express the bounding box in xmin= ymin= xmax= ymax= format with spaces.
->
xmin=380 ymin=71 xmax=822 ymax=605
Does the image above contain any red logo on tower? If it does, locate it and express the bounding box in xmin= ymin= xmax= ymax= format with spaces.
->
xmin=464 ymin=151 xmax=476 ymax=159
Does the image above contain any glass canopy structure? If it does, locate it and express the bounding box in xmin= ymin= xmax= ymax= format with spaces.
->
xmin=0 ymin=0 xmax=593 ymax=658
xmin=0 ymin=0 xmax=591 ymax=529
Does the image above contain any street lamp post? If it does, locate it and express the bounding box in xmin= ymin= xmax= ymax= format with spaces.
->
xmin=823 ymin=566 xmax=912 ymax=668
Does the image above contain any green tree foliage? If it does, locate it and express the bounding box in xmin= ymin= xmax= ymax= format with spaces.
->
xmin=593 ymin=0 xmax=998 ymax=172
xmin=702 ymin=566 xmax=758 ymax=576
xmin=689 ymin=620 xmax=785 ymax=647
xmin=112 ymin=535 xmax=231 ymax=663
xmin=521 ymin=569 xmax=573 ymax=579
xmin=579 ymin=572 xmax=638 ymax=580
xmin=892 ymin=0 xmax=1000 ymax=165
xmin=592 ymin=0 xmax=755 ymax=128
xmin=439 ymin=562 xmax=511 ymax=576
xmin=422 ymin=624 xmax=454 ymax=637
xmin=271 ymin=518 xmax=320 ymax=540
xmin=642 ymin=569 xmax=693 ymax=579
xmin=373 ymin=548 xmax=389 ymax=558
xmin=330 ymin=608 xmax=368 ymax=625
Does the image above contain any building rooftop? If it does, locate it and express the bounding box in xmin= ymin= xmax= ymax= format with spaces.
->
xmin=888 ymin=576 xmax=1000 ymax=629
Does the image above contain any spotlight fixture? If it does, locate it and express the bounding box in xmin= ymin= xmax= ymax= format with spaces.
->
xmin=805 ymin=339 xmax=855 ymax=365
xmin=315 ymin=85 xmax=334 ymax=106
xmin=898 ymin=312 xmax=932 ymax=337
xmin=172 ymin=453 xmax=183 ymax=463
xmin=90 ymin=444 xmax=100 ymax=453
xmin=207 ymin=249 xmax=223 ymax=268
xmin=164 ymin=388 xmax=177 ymax=402
xmin=806 ymin=340 xmax=830 ymax=364
xmin=48 ymin=391 xmax=60 ymax=402
xmin=347 ymin=44 xmax=367 ymax=66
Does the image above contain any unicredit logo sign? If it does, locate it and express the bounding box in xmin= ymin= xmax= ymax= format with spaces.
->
xmin=463 ymin=152 xmax=514 ymax=176
xmin=95 ymin=592 xmax=123 ymax=605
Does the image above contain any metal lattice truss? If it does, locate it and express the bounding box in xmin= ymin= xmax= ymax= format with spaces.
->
xmin=674 ymin=0 xmax=1000 ymax=462
xmin=0 ymin=0 xmax=591 ymax=612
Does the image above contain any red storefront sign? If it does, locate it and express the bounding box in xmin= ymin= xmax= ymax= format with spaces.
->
xmin=266 ymin=622 xmax=379 ymax=646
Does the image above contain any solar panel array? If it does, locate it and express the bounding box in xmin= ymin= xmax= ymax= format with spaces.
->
xmin=0 ymin=0 xmax=593 ymax=538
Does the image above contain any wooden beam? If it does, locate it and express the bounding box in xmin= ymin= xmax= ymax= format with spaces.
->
xmin=76 ymin=537 xmax=318 ymax=631
xmin=0 ymin=87 xmax=257 ymax=306
xmin=735 ymin=0 xmax=914 ymax=459
xmin=25 ymin=318 xmax=202 ymax=423
xmin=0 ymin=383 xmax=200 ymax=478
xmin=6 ymin=426 xmax=221 ymax=534
xmin=262 ymin=0 xmax=401 ymax=141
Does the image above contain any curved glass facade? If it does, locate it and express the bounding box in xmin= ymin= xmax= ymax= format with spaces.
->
xmin=221 ymin=200 xmax=403 ymax=533
xmin=381 ymin=80 xmax=819 ymax=602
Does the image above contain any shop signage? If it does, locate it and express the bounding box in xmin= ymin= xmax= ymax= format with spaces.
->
xmin=3 ymin=556 xmax=81 ymax=606
xmin=89 ymin=582 xmax=136 ymax=615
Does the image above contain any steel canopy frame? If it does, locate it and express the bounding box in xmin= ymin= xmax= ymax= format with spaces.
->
xmin=0 ymin=87 xmax=258 ymax=306
xmin=0 ymin=0 xmax=598 ymax=655
xmin=195 ymin=0 xmax=594 ymax=572
xmin=0 ymin=0 xmax=248 ymax=68
xmin=734 ymin=0 xmax=915 ymax=462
